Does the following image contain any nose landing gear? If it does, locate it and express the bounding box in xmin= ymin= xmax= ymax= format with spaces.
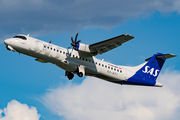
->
xmin=6 ymin=45 xmax=16 ymax=52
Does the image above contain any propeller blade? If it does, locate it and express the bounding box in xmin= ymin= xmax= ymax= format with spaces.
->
xmin=76 ymin=40 xmax=81 ymax=43
xmin=71 ymin=42 xmax=75 ymax=47
xmin=75 ymin=32 xmax=79 ymax=43
xmin=71 ymin=36 xmax=74 ymax=43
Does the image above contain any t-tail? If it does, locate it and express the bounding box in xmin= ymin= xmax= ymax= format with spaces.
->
xmin=126 ymin=53 xmax=176 ymax=87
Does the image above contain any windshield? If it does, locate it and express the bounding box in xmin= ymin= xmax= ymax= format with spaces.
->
xmin=13 ymin=35 xmax=27 ymax=40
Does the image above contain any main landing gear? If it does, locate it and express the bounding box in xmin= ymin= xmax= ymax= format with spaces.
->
xmin=65 ymin=65 xmax=85 ymax=80
xmin=65 ymin=71 xmax=74 ymax=80
xmin=77 ymin=72 xmax=83 ymax=77
xmin=77 ymin=65 xmax=85 ymax=77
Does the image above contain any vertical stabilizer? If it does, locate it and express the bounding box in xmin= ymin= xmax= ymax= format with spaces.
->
xmin=126 ymin=53 xmax=176 ymax=87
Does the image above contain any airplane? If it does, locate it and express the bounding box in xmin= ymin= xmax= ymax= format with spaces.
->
xmin=4 ymin=33 xmax=176 ymax=87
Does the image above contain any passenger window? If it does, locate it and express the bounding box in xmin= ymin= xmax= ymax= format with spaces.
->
xmin=47 ymin=47 xmax=49 ymax=49
xmin=89 ymin=60 xmax=91 ymax=62
xmin=54 ymin=49 xmax=55 ymax=51
xmin=117 ymin=69 xmax=119 ymax=72
xmin=73 ymin=55 xmax=75 ymax=57
xmin=60 ymin=51 xmax=62 ymax=53
xmin=120 ymin=70 xmax=122 ymax=73
xmin=92 ymin=61 xmax=94 ymax=63
xmin=105 ymin=65 xmax=107 ymax=68
xmin=111 ymin=67 xmax=113 ymax=70
xmin=108 ymin=66 xmax=110 ymax=69
xmin=96 ymin=62 xmax=97 ymax=64
xmin=99 ymin=63 xmax=101 ymax=66
xmin=63 ymin=52 xmax=65 ymax=54
xmin=50 ymin=48 xmax=52 ymax=50
xmin=44 ymin=46 xmax=46 ymax=48
xmin=57 ymin=50 xmax=59 ymax=52
xmin=86 ymin=59 xmax=88 ymax=61
xmin=82 ymin=58 xmax=84 ymax=60
xmin=114 ymin=69 xmax=116 ymax=71
xmin=76 ymin=56 xmax=78 ymax=58
xmin=102 ymin=64 xmax=104 ymax=67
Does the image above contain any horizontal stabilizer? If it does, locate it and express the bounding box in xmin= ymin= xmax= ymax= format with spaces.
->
xmin=145 ymin=54 xmax=176 ymax=61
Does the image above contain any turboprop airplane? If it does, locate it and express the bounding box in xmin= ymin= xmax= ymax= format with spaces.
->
xmin=4 ymin=33 xmax=176 ymax=87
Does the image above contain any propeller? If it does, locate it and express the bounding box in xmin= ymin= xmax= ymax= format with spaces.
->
xmin=71 ymin=32 xmax=81 ymax=50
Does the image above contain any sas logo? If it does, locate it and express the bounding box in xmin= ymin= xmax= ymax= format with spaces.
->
xmin=142 ymin=66 xmax=159 ymax=77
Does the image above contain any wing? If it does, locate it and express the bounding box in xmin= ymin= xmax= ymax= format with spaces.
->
xmin=89 ymin=34 xmax=134 ymax=56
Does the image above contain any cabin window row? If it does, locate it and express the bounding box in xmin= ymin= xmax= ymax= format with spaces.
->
xmin=44 ymin=45 xmax=122 ymax=73
xmin=99 ymin=63 xmax=122 ymax=73
xmin=44 ymin=46 xmax=66 ymax=54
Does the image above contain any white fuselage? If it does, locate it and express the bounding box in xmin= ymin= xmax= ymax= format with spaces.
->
xmin=4 ymin=35 xmax=144 ymax=84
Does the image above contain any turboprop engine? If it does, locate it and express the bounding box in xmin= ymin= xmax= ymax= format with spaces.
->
xmin=76 ymin=43 xmax=91 ymax=53
xmin=70 ymin=32 xmax=92 ymax=53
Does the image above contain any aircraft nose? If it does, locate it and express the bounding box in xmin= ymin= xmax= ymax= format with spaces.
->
xmin=4 ymin=39 xmax=11 ymax=45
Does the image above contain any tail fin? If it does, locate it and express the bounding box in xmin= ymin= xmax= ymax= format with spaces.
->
xmin=127 ymin=53 xmax=176 ymax=87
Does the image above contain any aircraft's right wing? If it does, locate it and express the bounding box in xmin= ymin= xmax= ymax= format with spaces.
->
xmin=89 ymin=34 xmax=134 ymax=56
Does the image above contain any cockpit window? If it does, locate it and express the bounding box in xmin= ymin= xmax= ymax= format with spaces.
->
xmin=13 ymin=35 xmax=27 ymax=40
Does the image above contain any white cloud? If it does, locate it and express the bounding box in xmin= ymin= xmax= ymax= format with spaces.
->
xmin=41 ymin=69 xmax=180 ymax=120
xmin=0 ymin=100 xmax=41 ymax=120
xmin=0 ymin=0 xmax=180 ymax=40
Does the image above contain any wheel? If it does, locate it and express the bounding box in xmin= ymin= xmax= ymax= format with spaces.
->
xmin=68 ymin=73 xmax=74 ymax=80
xmin=65 ymin=71 xmax=74 ymax=80
xmin=78 ymin=72 xmax=83 ymax=77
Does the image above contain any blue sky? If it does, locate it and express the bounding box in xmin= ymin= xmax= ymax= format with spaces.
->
xmin=0 ymin=0 xmax=180 ymax=120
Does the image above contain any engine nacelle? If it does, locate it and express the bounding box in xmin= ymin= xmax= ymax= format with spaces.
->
xmin=76 ymin=43 xmax=91 ymax=53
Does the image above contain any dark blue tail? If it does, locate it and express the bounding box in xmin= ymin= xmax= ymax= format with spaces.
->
xmin=126 ymin=53 xmax=176 ymax=86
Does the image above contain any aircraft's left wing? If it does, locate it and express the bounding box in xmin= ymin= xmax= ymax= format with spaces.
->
xmin=89 ymin=34 xmax=134 ymax=56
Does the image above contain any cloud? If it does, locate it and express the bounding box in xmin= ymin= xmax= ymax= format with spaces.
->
xmin=0 ymin=0 xmax=180 ymax=40
xmin=0 ymin=99 xmax=41 ymax=120
xmin=41 ymin=69 xmax=180 ymax=120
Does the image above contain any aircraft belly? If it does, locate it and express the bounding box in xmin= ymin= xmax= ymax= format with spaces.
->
xmin=95 ymin=74 xmax=123 ymax=82
xmin=85 ymin=67 xmax=98 ymax=76
xmin=97 ymin=68 xmax=124 ymax=80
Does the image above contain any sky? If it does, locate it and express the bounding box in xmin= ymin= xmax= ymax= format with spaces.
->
xmin=0 ymin=0 xmax=180 ymax=120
